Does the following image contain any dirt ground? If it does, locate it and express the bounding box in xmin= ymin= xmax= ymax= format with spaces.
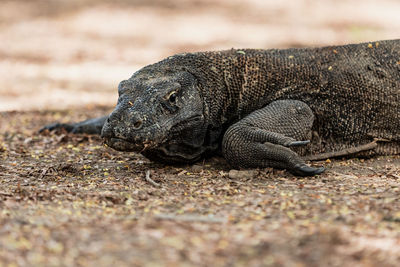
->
xmin=1 ymin=0 xmax=400 ymax=266
xmin=1 ymin=108 xmax=400 ymax=267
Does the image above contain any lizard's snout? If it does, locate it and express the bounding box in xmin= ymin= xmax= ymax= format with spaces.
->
xmin=100 ymin=118 xmax=114 ymax=139
xmin=101 ymin=109 xmax=145 ymax=139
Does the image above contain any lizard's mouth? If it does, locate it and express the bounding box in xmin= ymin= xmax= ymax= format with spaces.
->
xmin=104 ymin=137 xmax=145 ymax=152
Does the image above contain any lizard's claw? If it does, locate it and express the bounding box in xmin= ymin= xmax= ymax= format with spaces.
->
xmin=291 ymin=163 xmax=325 ymax=176
xmin=287 ymin=140 xmax=310 ymax=147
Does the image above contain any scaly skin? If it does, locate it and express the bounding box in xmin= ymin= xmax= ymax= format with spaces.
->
xmin=41 ymin=39 xmax=400 ymax=176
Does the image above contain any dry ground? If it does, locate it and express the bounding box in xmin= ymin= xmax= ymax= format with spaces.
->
xmin=1 ymin=0 xmax=400 ymax=266
xmin=1 ymin=107 xmax=399 ymax=266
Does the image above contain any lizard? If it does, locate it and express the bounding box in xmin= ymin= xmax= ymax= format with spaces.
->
xmin=41 ymin=39 xmax=400 ymax=176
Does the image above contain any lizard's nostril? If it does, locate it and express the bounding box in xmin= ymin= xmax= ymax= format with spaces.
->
xmin=133 ymin=120 xmax=143 ymax=129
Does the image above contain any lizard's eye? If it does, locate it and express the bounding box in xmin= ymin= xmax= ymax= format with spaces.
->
xmin=168 ymin=91 xmax=177 ymax=104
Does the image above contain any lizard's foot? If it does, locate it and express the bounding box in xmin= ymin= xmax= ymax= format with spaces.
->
xmin=39 ymin=122 xmax=76 ymax=133
xmin=222 ymin=100 xmax=325 ymax=176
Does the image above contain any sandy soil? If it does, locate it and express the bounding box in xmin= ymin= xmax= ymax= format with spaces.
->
xmin=0 ymin=0 xmax=399 ymax=266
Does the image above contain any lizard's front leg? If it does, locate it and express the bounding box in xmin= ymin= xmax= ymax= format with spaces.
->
xmin=222 ymin=100 xmax=324 ymax=176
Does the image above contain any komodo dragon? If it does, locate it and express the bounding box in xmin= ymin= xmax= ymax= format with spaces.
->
xmin=41 ymin=39 xmax=400 ymax=176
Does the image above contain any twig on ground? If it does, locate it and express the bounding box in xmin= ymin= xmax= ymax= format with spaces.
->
xmin=0 ymin=192 xmax=13 ymax=197
xmin=144 ymin=170 xmax=161 ymax=187
xmin=154 ymin=213 xmax=226 ymax=223
xmin=388 ymin=173 xmax=400 ymax=179
xmin=304 ymin=139 xmax=383 ymax=161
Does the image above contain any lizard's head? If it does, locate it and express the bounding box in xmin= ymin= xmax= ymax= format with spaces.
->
xmin=101 ymin=66 xmax=207 ymax=163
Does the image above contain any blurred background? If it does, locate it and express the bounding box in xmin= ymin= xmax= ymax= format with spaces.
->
xmin=0 ymin=0 xmax=399 ymax=111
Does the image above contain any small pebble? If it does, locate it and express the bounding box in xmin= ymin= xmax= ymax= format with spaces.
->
xmin=228 ymin=169 xmax=259 ymax=179
xmin=191 ymin=165 xmax=203 ymax=172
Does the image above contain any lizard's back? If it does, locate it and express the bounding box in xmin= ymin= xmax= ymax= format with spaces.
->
xmin=194 ymin=39 xmax=400 ymax=156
